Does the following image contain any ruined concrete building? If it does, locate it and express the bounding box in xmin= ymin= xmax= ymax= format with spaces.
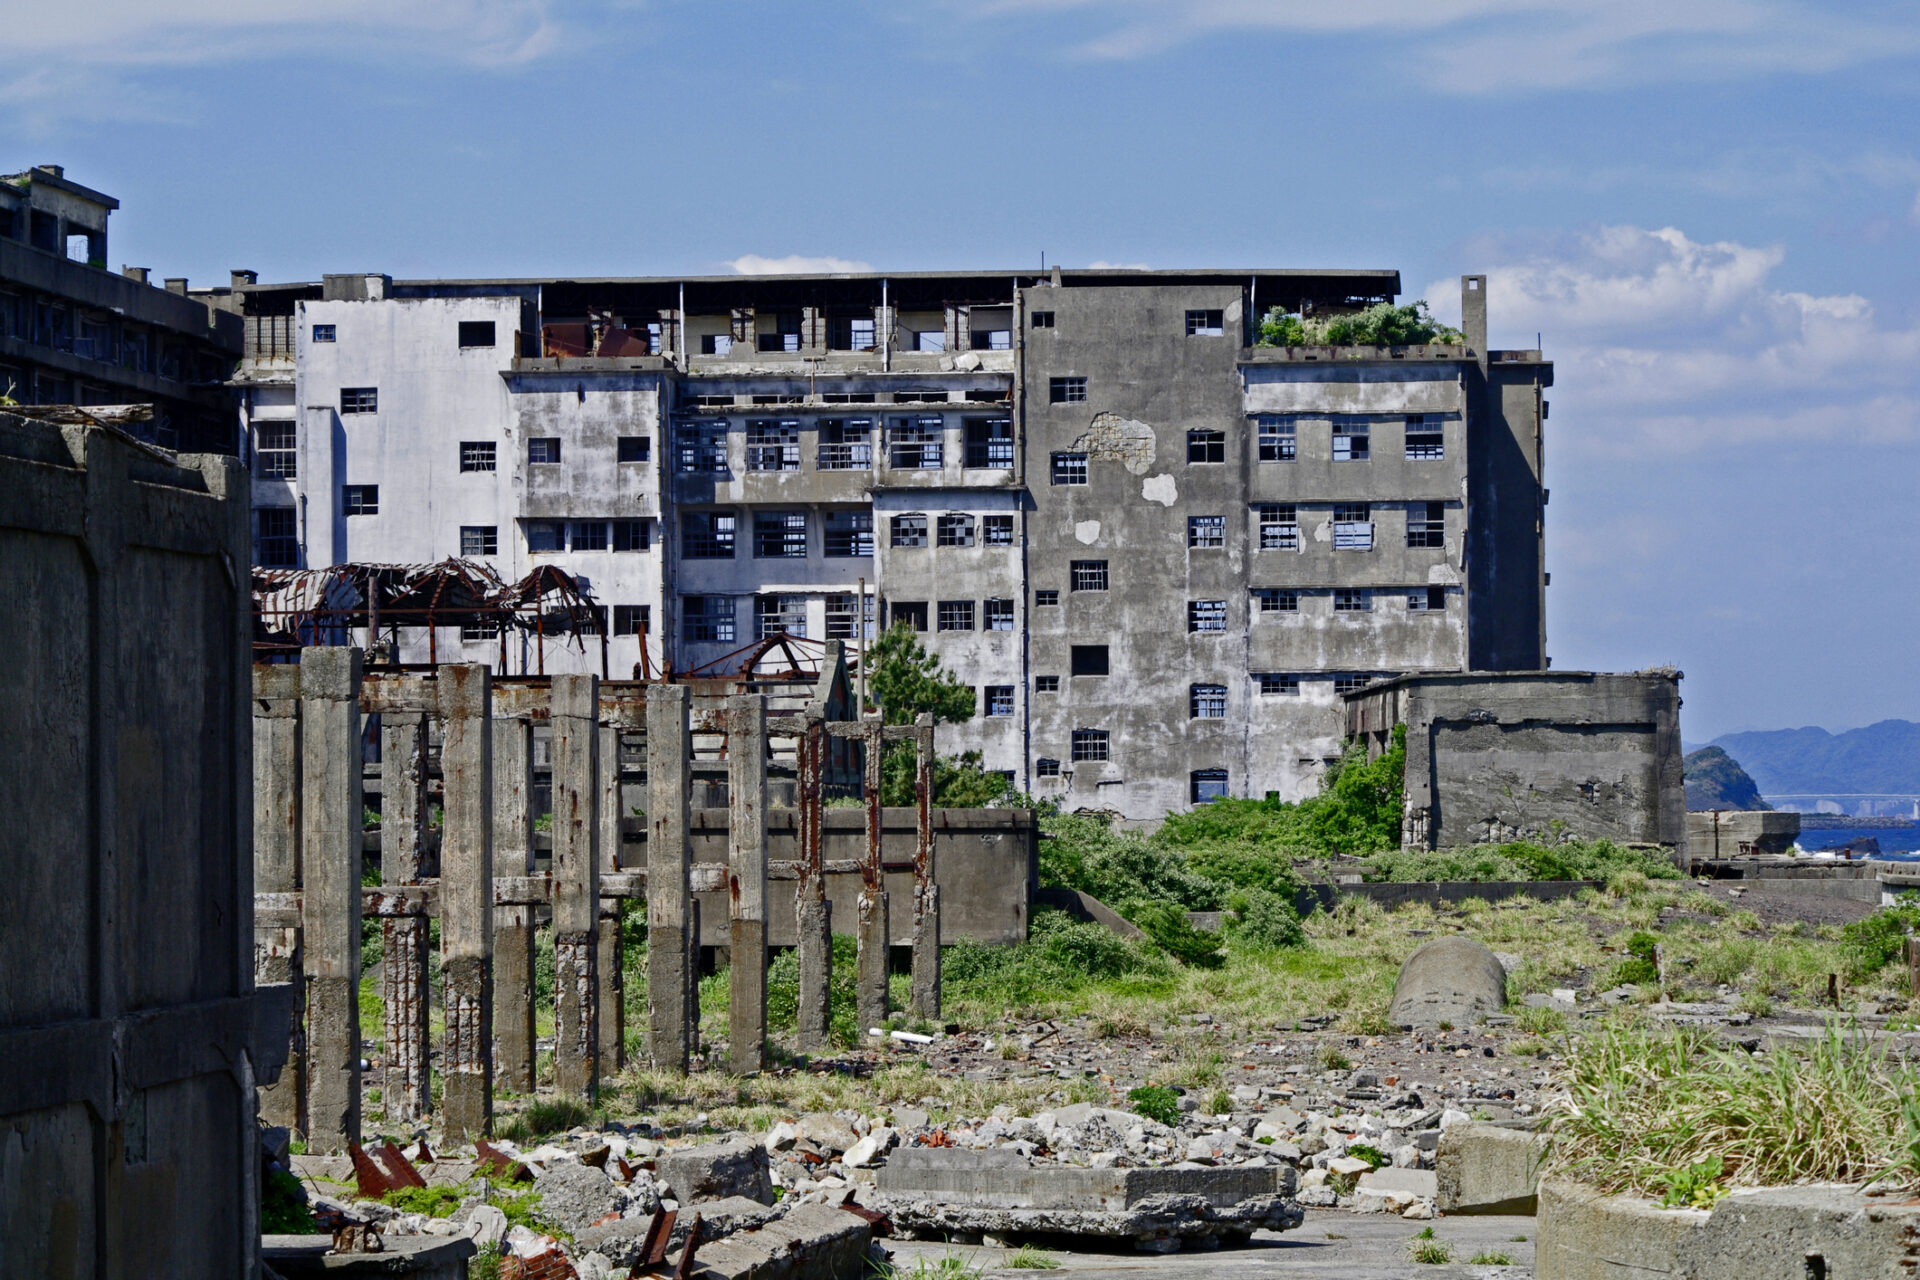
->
xmin=217 ymin=268 xmax=1551 ymax=819
xmin=0 ymin=167 xmax=242 ymax=449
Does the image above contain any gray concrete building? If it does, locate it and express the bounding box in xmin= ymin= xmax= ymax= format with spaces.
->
xmin=221 ymin=268 xmax=1552 ymax=819
xmin=0 ymin=166 xmax=243 ymax=450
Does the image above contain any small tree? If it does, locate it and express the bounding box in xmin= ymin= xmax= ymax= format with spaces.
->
xmin=862 ymin=622 xmax=1014 ymax=806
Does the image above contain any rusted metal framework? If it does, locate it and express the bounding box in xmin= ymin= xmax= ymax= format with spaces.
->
xmin=252 ymin=557 xmax=609 ymax=675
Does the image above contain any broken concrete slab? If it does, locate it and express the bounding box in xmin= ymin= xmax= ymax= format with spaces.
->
xmin=1355 ymin=1167 xmax=1436 ymax=1199
xmin=263 ymin=1233 xmax=475 ymax=1278
xmin=575 ymin=1197 xmax=782 ymax=1266
xmin=1436 ymin=1121 xmax=1548 ymax=1214
xmin=530 ymin=1161 xmax=621 ymax=1236
xmin=685 ymin=1203 xmax=872 ymax=1280
xmin=1388 ymin=936 xmax=1509 ymax=1029
xmin=659 ymin=1136 xmax=775 ymax=1205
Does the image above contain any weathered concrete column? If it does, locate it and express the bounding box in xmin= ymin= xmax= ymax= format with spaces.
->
xmin=491 ymin=715 xmax=537 ymax=1093
xmin=253 ymin=664 xmax=305 ymax=1132
xmin=597 ymin=723 xmax=625 ymax=1076
xmin=728 ymin=694 xmax=768 ymax=1073
xmin=380 ymin=711 xmax=431 ymax=1122
xmin=857 ymin=719 xmax=890 ymax=1033
xmin=647 ymin=683 xmax=693 ymax=1073
xmin=437 ymin=665 xmax=494 ymax=1140
xmin=795 ymin=715 xmax=831 ymax=1053
xmin=551 ymin=674 xmax=601 ymax=1098
xmin=300 ymin=646 xmax=363 ymax=1153
xmin=910 ymin=713 xmax=941 ymax=1018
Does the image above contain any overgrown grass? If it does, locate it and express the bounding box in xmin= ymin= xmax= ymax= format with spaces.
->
xmin=1547 ymin=1022 xmax=1920 ymax=1194
xmin=1004 ymin=1244 xmax=1061 ymax=1269
xmin=495 ymin=1097 xmax=599 ymax=1142
xmin=1363 ymin=840 xmax=1683 ymax=884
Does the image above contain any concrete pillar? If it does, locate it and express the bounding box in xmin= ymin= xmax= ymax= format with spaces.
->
xmin=437 ymin=665 xmax=493 ymax=1140
xmin=647 ymin=684 xmax=692 ymax=1073
xmin=910 ymin=714 xmax=941 ymax=1019
xmin=491 ymin=716 xmax=537 ymax=1093
xmin=253 ymin=668 xmax=305 ymax=1132
xmin=550 ymin=674 xmax=600 ymax=1099
xmin=857 ymin=719 xmax=889 ymax=1033
xmin=379 ymin=712 xmax=431 ymax=1122
xmin=597 ymin=723 xmax=625 ymax=1075
xmin=727 ymin=695 xmax=768 ymax=1074
xmin=299 ymin=646 xmax=363 ymax=1154
xmin=795 ymin=715 xmax=831 ymax=1053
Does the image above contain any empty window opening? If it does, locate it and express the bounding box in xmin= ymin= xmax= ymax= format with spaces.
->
xmin=1252 ymin=587 xmax=1299 ymax=613
xmin=1191 ymin=684 xmax=1227 ymax=718
xmin=746 ymin=419 xmax=802 ymax=471
xmin=1035 ymin=757 xmax=1061 ymax=777
xmin=1189 ymin=515 xmax=1225 ymax=548
xmin=258 ymin=508 xmax=298 ymax=568
xmin=460 ymin=525 xmax=498 ymax=557
xmin=1333 ymin=503 xmax=1374 ymax=550
xmin=342 ymin=484 xmax=378 ymax=515
xmin=964 ymin=417 xmax=1014 ymax=468
xmin=890 ymin=514 xmax=928 ymax=548
xmin=982 ymin=514 xmax=1015 ymax=546
xmin=618 ymin=436 xmax=651 ymax=463
xmin=758 ymin=311 xmax=803 ymax=353
xmin=1405 ymin=414 xmax=1446 ymax=459
xmin=1334 ymin=674 xmax=1378 ymax=695
xmin=818 ymin=419 xmax=872 ymax=470
xmin=461 ymin=620 xmax=499 ymax=643
xmin=458 ymin=320 xmax=496 ymax=348
xmin=1333 ymin=418 xmax=1371 ymax=461
xmin=1187 ymin=429 xmax=1226 ymax=464
xmin=825 ymin=593 xmax=876 ymax=640
xmin=1257 ymin=502 xmax=1298 ymax=550
xmin=1050 ymin=452 xmax=1088 ymax=485
xmin=937 ymin=600 xmax=975 ymax=631
xmin=889 ymin=601 xmax=929 ymax=632
xmin=894 ymin=389 xmax=937 ymax=403
xmin=700 ymin=333 xmax=734 ymax=355
xmin=1071 ymin=560 xmax=1108 ymax=591
xmin=1034 ymin=589 xmax=1060 ymax=607
xmin=340 ymin=387 xmax=377 ymax=414
xmin=985 ymin=685 xmax=1015 ymax=716
xmin=1031 ymin=311 xmax=1055 ymax=329
xmin=1071 ymin=730 xmax=1110 ymax=763
xmin=829 ymin=314 xmax=877 ymax=351
xmin=1255 ymin=673 xmax=1300 ymax=697
xmin=1071 ymin=645 xmax=1109 ymax=676
xmin=570 ymin=520 xmax=608 ymax=551
xmin=754 ymin=510 xmax=807 ymax=558
xmin=1407 ymin=501 xmax=1446 ymax=548
xmin=965 ymin=389 xmax=1008 ymax=403
xmin=1409 ymin=586 xmax=1448 ymax=612
xmin=460 ymin=440 xmax=496 ymax=472
xmin=681 ymin=511 xmax=736 ymax=558
xmin=1191 ymin=768 xmax=1229 ymax=803
xmin=257 ymin=422 xmax=297 ymax=479
xmin=984 ymin=598 xmax=1015 ymax=631
xmin=888 ymin=417 xmax=944 ymax=469
xmin=1049 ymin=376 xmax=1087 ymax=404
xmin=1334 ymin=588 xmax=1371 ymax=612
xmin=523 ymin=520 xmax=564 ymax=552
xmin=528 ymin=436 xmax=562 ymax=465
xmin=756 ymin=594 xmax=806 ymax=638
xmin=613 ymin=519 xmax=651 ymax=552
xmin=614 ymin=605 xmax=651 ymax=637
xmin=683 ymin=596 xmax=735 ymax=643
xmin=822 ymin=392 xmax=876 ymax=404
xmin=1034 ymin=675 xmax=1061 ymax=693
xmin=937 ymin=513 xmax=975 ymax=548
xmin=1185 ymin=309 xmax=1224 ymax=337
xmin=825 ymin=510 xmax=873 ymax=557
xmin=1188 ymin=599 xmax=1228 ymax=632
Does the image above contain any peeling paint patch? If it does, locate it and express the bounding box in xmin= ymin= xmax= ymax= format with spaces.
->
xmin=1072 ymin=411 xmax=1157 ymax=475
xmin=1312 ymin=517 xmax=1332 ymax=543
xmin=1141 ymin=474 xmax=1177 ymax=507
xmin=1074 ymin=520 xmax=1101 ymax=545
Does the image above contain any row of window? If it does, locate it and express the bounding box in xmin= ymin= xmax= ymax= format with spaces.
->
xmin=681 ymin=593 xmax=875 ymax=644
xmin=688 ymin=390 xmax=1008 ymax=408
xmin=1044 ymin=416 xmax=1448 ymax=481
xmin=881 ymin=599 xmax=1018 ymax=633
xmin=680 ymin=510 xmax=874 ymax=558
xmin=458 ymin=603 xmax=651 ymax=643
xmin=0 ymin=288 xmax=198 ymax=380
xmin=677 ymin=417 xmax=1013 ymax=473
xmin=258 ymin=431 xmax=654 ymax=481
xmin=311 ymin=321 xmax=496 ymax=348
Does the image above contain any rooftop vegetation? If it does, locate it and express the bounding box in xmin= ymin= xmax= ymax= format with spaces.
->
xmin=1256 ymin=300 xmax=1465 ymax=347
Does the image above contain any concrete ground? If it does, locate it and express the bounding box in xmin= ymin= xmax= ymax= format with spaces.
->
xmin=885 ymin=1209 xmax=1536 ymax=1277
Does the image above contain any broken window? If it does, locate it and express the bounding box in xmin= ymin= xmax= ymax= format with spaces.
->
xmin=1190 ymin=684 xmax=1227 ymax=718
xmin=1255 ymin=673 xmax=1300 ymax=697
xmin=914 ymin=329 xmax=945 ymax=352
xmin=528 ymin=437 xmax=562 ymax=465
xmin=681 ymin=511 xmax=736 ymax=558
xmin=614 ymin=605 xmax=651 ymax=636
xmin=937 ymin=600 xmax=974 ymax=631
xmin=1036 ymin=757 xmax=1061 ymax=777
xmin=754 ymin=511 xmax=807 ymax=558
xmin=1071 ymin=560 xmax=1108 ymax=591
xmin=1257 ymin=503 xmax=1298 ymax=550
xmin=683 ymin=596 xmax=735 ymax=643
xmin=257 ymin=422 xmax=297 ymax=479
xmin=1031 ymin=311 xmax=1055 ymax=329
xmin=824 ymin=511 xmax=872 ymax=557
xmin=461 ymin=620 xmax=499 ymax=642
xmin=1071 ymin=730 xmax=1110 ymax=763
xmin=459 ymin=321 xmax=496 ymax=348
xmin=893 ymin=390 xmax=934 ymax=403
xmin=964 ymin=417 xmax=1014 ymax=469
xmin=1334 ymin=588 xmax=1370 ymax=612
xmin=1188 ymin=599 xmax=1228 ymax=632
xmin=1405 ymin=415 xmax=1445 ymax=459
xmin=982 ymin=514 xmax=1015 ymax=547
xmin=1252 ymin=587 xmax=1299 ymax=613
xmin=1407 ymin=501 xmax=1446 ymax=548
xmin=613 ymin=519 xmax=651 ymax=552
xmin=1034 ymin=589 xmax=1060 ymax=607
xmin=1334 ymin=674 xmax=1377 ymax=695
xmin=1049 ymin=376 xmax=1086 ymax=404
xmin=1332 ymin=418 xmax=1370 ymax=461
xmin=618 ymin=436 xmax=651 ymax=463
xmin=460 ymin=440 xmax=496 ymax=472
xmin=752 ymin=396 xmax=802 ymax=410
xmin=889 ymin=601 xmax=929 ymax=632
xmin=340 ymin=387 xmax=377 ymax=414
xmin=1190 ymin=768 xmax=1229 ymax=803
xmin=1187 ymin=429 xmax=1225 ymax=464
xmin=311 ymin=324 xmax=336 ymax=343
xmin=984 ymin=598 xmax=1015 ymax=631
xmin=524 ymin=520 xmax=564 ymax=552
xmin=1333 ymin=503 xmax=1373 ymax=550
xmin=937 ymin=514 xmax=975 ymax=547
xmin=758 ymin=311 xmax=803 ymax=353
xmin=746 ymin=419 xmax=801 ymax=471
xmin=829 ymin=314 xmax=877 ymax=351
xmin=825 ymin=593 xmax=875 ymax=639
xmin=756 ymin=594 xmax=806 ymax=638
xmin=986 ymin=685 xmax=1015 ymax=717
xmin=700 ymin=333 xmax=734 ymax=355
xmin=342 ymin=484 xmax=378 ymax=515
xmin=888 ymin=417 xmax=945 ymax=469
xmin=676 ymin=420 xmax=729 ymax=473
xmin=1185 ymin=309 xmax=1224 ymax=337
xmin=571 ymin=521 xmax=608 ymax=551
xmin=258 ymin=508 xmax=298 ymax=568
xmin=1050 ymin=452 xmax=1088 ymax=485
xmin=818 ymin=419 xmax=873 ymax=470
xmin=460 ymin=525 xmax=499 ymax=556
xmin=890 ymin=514 xmax=927 ymax=548
xmin=1071 ymin=645 xmax=1109 ymax=676
xmin=1189 ymin=515 xmax=1225 ymax=548
xmin=1409 ymin=586 xmax=1448 ymax=612
xmin=1035 ymin=675 xmax=1060 ymax=693
xmin=691 ymin=394 xmax=735 ymax=408
xmin=822 ymin=392 xmax=876 ymax=404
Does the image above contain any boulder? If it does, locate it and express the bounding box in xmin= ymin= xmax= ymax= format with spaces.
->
xmin=658 ymin=1137 xmax=774 ymax=1206
xmin=530 ymin=1162 xmax=621 ymax=1237
xmin=1389 ymin=936 xmax=1509 ymax=1029
xmin=796 ymin=1113 xmax=858 ymax=1155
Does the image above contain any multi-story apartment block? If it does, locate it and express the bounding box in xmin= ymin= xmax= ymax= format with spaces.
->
xmin=0 ymin=166 xmax=242 ymax=449
xmin=219 ymin=267 xmax=1551 ymax=819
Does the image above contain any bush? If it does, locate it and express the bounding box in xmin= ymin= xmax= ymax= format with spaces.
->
xmin=1127 ymin=1085 xmax=1181 ymax=1127
xmin=1040 ymin=813 xmax=1226 ymax=910
xmin=1225 ymin=887 xmax=1306 ymax=951
xmin=943 ymin=909 xmax=1169 ymax=1009
xmin=261 ymin=1166 xmax=315 ymax=1234
xmin=767 ymin=933 xmax=862 ymax=1047
xmin=1840 ymin=894 xmax=1920 ymax=978
xmin=1116 ymin=899 xmax=1225 ymax=969
xmin=1257 ymin=301 xmax=1465 ymax=348
xmin=1365 ymin=840 xmax=1684 ymax=884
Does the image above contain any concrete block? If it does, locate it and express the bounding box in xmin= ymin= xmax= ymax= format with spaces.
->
xmin=1356 ymin=1167 xmax=1437 ymax=1199
xmin=529 ymin=1161 xmax=620 ymax=1236
xmin=1535 ymin=1177 xmax=1708 ymax=1280
xmin=263 ymin=1233 xmax=475 ymax=1278
xmin=686 ymin=1203 xmax=871 ymax=1280
xmin=575 ymin=1197 xmax=781 ymax=1266
xmin=1436 ymin=1121 xmax=1548 ymax=1214
xmin=658 ymin=1137 xmax=774 ymax=1206
xmin=876 ymin=1147 xmax=1291 ymax=1212
xmin=1388 ymin=935 xmax=1509 ymax=1029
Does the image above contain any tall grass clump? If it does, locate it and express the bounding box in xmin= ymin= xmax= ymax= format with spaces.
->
xmin=1547 ymin=1023 xmax=1920 ymax=1195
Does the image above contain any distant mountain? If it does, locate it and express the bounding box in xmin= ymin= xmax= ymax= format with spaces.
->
xmin=1683 ymin=746 xmax=1770 ymax=811
xmin=1707 ymin=720 xmax=1920 ymax=797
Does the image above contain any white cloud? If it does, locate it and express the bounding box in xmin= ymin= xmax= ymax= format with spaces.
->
xmin=972 ymin=0 xmax=1920 ymax=92
xmin=1086 ymin=259 xmax=1151 ymax=270
xmin=1424 ymin=224 xmax=1920 ymax=451
xmin=725 ymin=254 xmax=873 ymax=276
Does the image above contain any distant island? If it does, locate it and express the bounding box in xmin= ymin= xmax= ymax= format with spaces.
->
xmin=1706 ymin=720 xmax=1920 ymax=797
xmin=1683 ymin=746 xmax=1770 ymax=811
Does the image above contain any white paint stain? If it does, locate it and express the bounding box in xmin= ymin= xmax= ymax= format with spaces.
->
xmin=1074 ymin=520 xmax=1101 ymax=544
xmin=1312 ymin=517 xmax=1332 ymax=543
xmin=1141 ymin=474 xmax=1177 ymax=506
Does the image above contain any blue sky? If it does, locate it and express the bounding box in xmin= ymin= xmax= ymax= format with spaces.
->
xmin=8 ymin=0 xmax=1920 ymax=741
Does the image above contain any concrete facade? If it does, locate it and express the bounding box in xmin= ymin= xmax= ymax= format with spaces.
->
xmin=1346 ymin=669 xmax=1687 ymax=854
xmin=228 ymin=269 xmax=1551 ymax=819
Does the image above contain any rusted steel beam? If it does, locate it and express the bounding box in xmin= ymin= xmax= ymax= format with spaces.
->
xmin=348 ymin=1142 xmax=395 ymax=1198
